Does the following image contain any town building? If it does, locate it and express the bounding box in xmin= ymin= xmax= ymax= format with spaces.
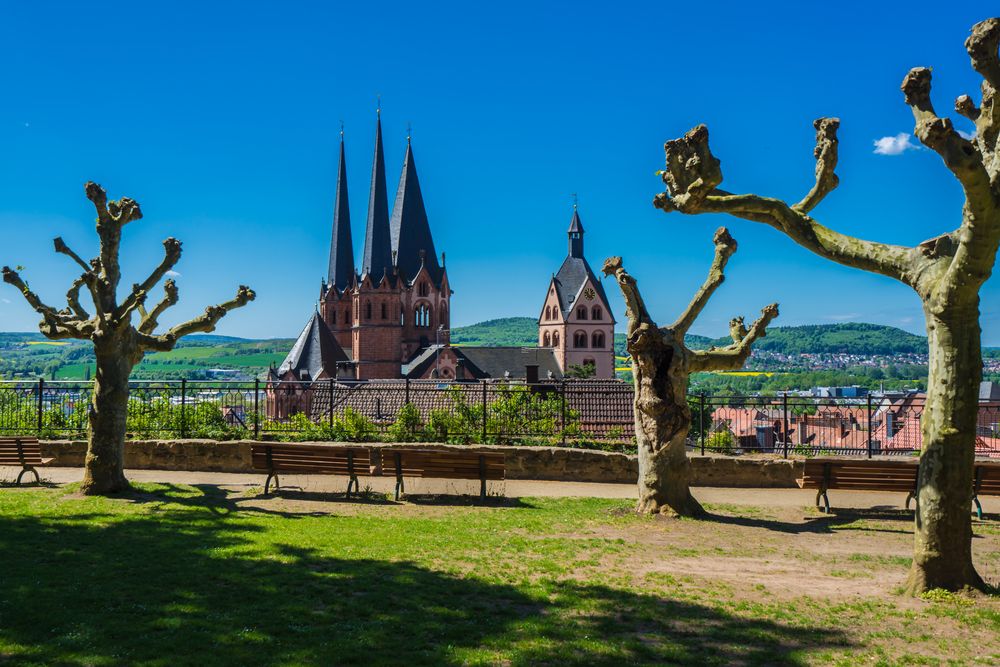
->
xmin=537 ymin=208 xmax=616 ymax=378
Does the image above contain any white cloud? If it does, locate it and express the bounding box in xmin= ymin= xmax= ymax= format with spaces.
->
xmin=958 ymin=128 xmax=977 ymax=140
xmin=0 ymin=298 xmax=10 ymax=304
xmin=873 ymin=133 xmax=919 ymax=155
xmin=165 ymin=270 xmax=181 ymax=278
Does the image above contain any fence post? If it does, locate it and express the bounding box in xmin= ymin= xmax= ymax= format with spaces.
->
xmin=36 ymin=377 xmax=44 ymax=437
xmin=700 ymin=393 xmax=706 ymax=455
xmin=867 ymin=393 xmax=873 ymax=459
xmin=782 ymin=394 xmax=789 ymax=459
xmin=253 ymin=379 xmax=260 ymax=440
xmin=481 ymin=380 xmax=488 ymax=443
xmin=180 ymin=378 xmax=187 ymax=439
xmin=329 ymin=378 xmax=335 ymax=432
xmin=561 ymin=380 xmax=568 ymax=447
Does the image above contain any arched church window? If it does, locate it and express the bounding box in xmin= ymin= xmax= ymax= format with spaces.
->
xmin=418 ymin=282 xmax=429 ymax=297
xmin=543 ymin=331 xmax=551 ymax=346
xmin=545 ymin=306 xmax=551 ymax=321
xmin=330 ymin=309 xmax=336 ymax=325
xmin=414 ymin=303 xmax=432 ymax=328
xmin=440 ymin=305 xmax=448 ymax=327
xmin=576 ymin=305 xmax=588 ymax=320
xmin=365 ymin=301 xmax=372 ymax=320
xmin=553 ymin=332 xmax=560 ymax=347
xmin=592 ymin=306 xmax=602 ymax=320
xmin=574 ymin=331 xmax=588 ymax=348
xmin=344 ymin=309 xmax=350 ymax=324
xmin=592 ymin=332 xmax=605 ymax=349
xmin=381 ymin=303 xmax=387 ymax=320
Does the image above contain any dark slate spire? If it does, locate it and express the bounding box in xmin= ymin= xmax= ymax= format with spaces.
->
xmin=568 ymin=207 xmax=584 ymax=258
xmin=361 ymin=111 xmax=393 ymax=280
xmin=327 ymin=132 xmax=355 ymax=291
xmin=390 ymin=138 xmax=440 ymax=285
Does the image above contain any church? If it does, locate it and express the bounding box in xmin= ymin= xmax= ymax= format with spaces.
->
xmin=269 ymin=112 xmax=615 ymax=406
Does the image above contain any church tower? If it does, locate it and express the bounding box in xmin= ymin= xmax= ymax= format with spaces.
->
xmin=321 ymin=129 xmax=356 ymax=352
xmin=538 ymin=207 xmax=616 ymax=378
xmin=352 ymin=110 xmax=404 ymax=379
xmin=391 ymin=135 xmax=451 ymax=360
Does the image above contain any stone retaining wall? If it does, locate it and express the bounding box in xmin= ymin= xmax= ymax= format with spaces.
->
xmin=37 ymin=440 xmax=804 ymax=487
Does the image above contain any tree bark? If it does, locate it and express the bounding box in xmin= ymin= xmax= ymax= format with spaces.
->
xmin=81 ymin=339 xmax=134 ymax=495
xmin=905 ymin=302 xmax=987 ymax=593
xmin=632 ymin=334 xmax=704 ymax=516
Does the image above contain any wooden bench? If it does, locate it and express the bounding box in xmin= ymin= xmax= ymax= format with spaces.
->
xmin=973 ymin=462 xmax=1000 ymax=519
xmin=381 ymin=448 xmax=505 ymax=501
xmin=250 ymin=444 xmax=374 ymax=496
xmin=797 ymin=457 xmax=1000 ymax=517
xmin=0 ymin=437 xmax=52 ymax=485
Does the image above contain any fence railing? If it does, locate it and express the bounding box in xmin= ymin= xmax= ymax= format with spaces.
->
xmin=0 ymin=379 xmax=998 ymax=458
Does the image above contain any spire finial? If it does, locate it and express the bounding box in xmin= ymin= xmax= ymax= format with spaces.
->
xmin=571 ymin=192 xmax=578 ymax=210
xmin=376 ymin=94 xmax=381 ymax=116
xmin=407 ymin=121 xmax=412 ymax=144
xmin=340 ymin=119 xmax=344 ymax=139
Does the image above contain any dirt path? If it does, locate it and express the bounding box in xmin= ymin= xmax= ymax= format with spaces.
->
xmin=11 ymin=466 xmax=1000 ymax=514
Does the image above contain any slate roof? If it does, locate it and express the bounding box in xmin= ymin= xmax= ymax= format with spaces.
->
xmin=552 ymin=209 xmax=613 ymax=320
xmin=277 ymin=311 xmax=350 ymax=382
xmin=361 ymin=114 xmax=394 ymax=280
xmin=455 ymin=346 xmax=563 ymax=380
xmin=401 ymin=346 xmax=563 ymax=380
xmin=327 ymin=137 xmax=356 ymax=292
xmin=390 ymin=140 xmax=441 ymax=286
xmin=553 ymin=256 xmax=613 ymax=319
xmin=981 ymin=381 xmax=1000 ymax=401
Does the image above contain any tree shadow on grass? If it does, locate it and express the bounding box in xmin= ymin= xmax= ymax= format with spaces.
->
xmin=0 ymin=488 xmax=853 ymax=666
xmin=702 ymin=507 xmax=915 ymax=535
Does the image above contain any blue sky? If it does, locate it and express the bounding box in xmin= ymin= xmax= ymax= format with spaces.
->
xmin=1 ymin=1 xmax=997 ymax=344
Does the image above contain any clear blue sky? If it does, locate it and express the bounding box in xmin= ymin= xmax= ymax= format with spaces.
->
xmin=1 ymin=1 xmax=997 ymax=344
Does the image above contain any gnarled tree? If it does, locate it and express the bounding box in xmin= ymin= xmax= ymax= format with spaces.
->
xmin=2 ymin=182 xmax=255 ymax=495
xmin=603 ymin=228 xmax=778 ymax=516
xmin=653 ymin=19 xmax=999 ymax=593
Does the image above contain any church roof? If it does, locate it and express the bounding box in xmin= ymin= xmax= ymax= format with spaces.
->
xmin=361 ymin=113 xmax=393 ymax=280
xmin=390 ymin=140 xmax=441 ymax=286
xmin=567 ymin=209 xmax=584 ymax=233
xmin=553 ymin=256 xmax=612 ymax=319
xmin=403 ymin=345 xmax=562 ymax=380
xmin=277 ymin=311 xmax=350 ymax=381
xmin=327 ymin=136 xmax=355 ymax=292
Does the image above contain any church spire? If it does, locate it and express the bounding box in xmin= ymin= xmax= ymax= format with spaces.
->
xmin=568 ymin=207 xmax=584 ymax=258
xmin=361 ymin=110 xmax=393 ymax=280
xmin=327 ymin=129 xmax=355 ymax=291
xmin=390 ymin=138 xmax=440 ymax=285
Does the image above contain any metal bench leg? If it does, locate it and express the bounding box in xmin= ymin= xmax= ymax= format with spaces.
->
xmin=394 ymin=476 xmax=403 ymax=501
xmin=905 ymin=491 xmax=915 ymax=510
xmin=973 ymin=495 xmax=983 ymax=521
xmin=347 ymin=475 xmax=359 ymax=499
xmin=264 ymin=472 xmax=279 ymax=495
xmin=16 ymin=466 xmax=39 ymax=485
xmin=479 ymin=455 xmax=487 ymax=502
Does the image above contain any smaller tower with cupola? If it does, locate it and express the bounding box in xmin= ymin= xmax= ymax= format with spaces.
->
xmin=538 ymin=207 xmax=616 ymax=378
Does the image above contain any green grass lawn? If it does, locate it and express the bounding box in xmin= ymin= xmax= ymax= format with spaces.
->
xmin=0 ymin=485 xmax=997 ymax=666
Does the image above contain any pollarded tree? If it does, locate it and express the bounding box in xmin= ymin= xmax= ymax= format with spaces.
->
xmin=652 ymin=19 xmax=1000 ymax=593
xmin=602 ymin=228 xmax=778 ymax=516
xmin=2 ymin=182 xmax=255 ymax=495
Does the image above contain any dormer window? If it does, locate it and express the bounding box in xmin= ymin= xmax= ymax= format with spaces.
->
xmin=576 ymin=305 xmax=588 ymax=320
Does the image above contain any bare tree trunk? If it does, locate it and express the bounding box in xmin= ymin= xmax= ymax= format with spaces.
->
xmin=905 ymin=303 xmax=987 ymax=592
xmin=633 ymin=340 xmax=704 ymax=516
xmin=80 ymin=342 xmax=134 ymax=495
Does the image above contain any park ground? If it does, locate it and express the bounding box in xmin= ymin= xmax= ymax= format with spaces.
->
xmin=0 ymin=469 xmax=998 ymax=666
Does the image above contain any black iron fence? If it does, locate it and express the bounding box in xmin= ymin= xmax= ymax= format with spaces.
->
xmin=1 ymin=379 xmax=998 ymax=458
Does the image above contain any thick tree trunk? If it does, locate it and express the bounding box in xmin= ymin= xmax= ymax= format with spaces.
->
xmin=80 ymin=342 xmax=135 ymax=495
xmin=632 ymin=340 xmax=704 ymax=517
xmin=904 ymin=303 xmax=986 ymax=593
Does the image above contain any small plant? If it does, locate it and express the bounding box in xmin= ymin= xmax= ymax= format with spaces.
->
xmin=706 ymin=428 xmax=737 ymax=455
